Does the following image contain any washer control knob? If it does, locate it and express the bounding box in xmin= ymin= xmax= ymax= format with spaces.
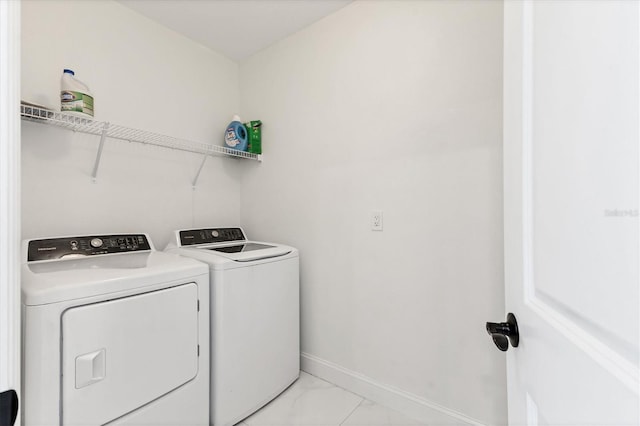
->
xmin=211 ymin=230 xmax=219 ymax=238
xmin=90 ymin=238 xmax=103 ymax=248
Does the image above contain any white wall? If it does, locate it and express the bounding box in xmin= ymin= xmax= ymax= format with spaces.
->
xmin=238 ymin=1 xmax=506 ymax=425
xmin=21 ymin=0 xmax=244 ymax=249
xmin=21 ymin=1 xmax=506 ymax=424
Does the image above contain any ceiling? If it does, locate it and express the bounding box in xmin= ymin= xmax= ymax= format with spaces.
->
xmin=118 ymin=0 xmax=353 ymax=62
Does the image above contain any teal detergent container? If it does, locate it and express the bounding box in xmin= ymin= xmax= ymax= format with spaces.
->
xmin=224 ymin=115 xmax=248 ymax=151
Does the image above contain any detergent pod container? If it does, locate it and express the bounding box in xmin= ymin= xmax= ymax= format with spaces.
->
xmin=224 ymin=115 xmax=248 ymax=151
xmin=245 ymin=120 xmax=262 ymax=154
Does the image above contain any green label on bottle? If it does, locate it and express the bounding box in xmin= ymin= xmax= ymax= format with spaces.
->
xmin=61 ymin=91 xmax=94 ymax=116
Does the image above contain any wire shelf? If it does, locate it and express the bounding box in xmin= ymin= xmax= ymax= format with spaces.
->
xmin=20 ymin=102 xmax=262 ymax=161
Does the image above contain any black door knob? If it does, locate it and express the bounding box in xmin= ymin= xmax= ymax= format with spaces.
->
xmin=486 ymin=313 xmax=519 ymax=352
xmin=0 ymin=389 xmax=19 ymax=426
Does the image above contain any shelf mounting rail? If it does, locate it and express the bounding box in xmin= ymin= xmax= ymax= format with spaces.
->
xmin=20 ymin=102 xmax=262 ymax=186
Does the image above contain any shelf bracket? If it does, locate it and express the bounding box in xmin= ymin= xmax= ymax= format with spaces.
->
xmin=192 ymin=154 xmax=209 ymax=189
xmin=91 ymin=122 xmax=110 ymax=183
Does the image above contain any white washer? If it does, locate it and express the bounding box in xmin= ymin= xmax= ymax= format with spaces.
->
xmin=21 ymin=233 xmax=210 ymax=426
xmin=166 ymin=227 xmax=300 ymax=426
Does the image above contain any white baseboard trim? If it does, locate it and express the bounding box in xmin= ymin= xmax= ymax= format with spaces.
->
xmin=301 ymin=352 xmax=487 ymax=426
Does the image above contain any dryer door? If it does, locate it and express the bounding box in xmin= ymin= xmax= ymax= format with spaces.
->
xmin=61 ymin=283 xmax=199 ymax=426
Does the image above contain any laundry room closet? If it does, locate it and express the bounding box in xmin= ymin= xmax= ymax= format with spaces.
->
xmin=20 ymin=1 xmax=506 ymax=425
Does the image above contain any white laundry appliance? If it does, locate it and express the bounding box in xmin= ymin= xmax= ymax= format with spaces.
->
xmin=21 ymin=234 xmax=210 ymax=426
xmin=166 ymin=227 xmax=299 ymax=426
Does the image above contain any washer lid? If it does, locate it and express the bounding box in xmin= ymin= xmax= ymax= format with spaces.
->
xmin=197 ymin=242 xmax=292 ymax=262
xmin=172 ymin=227 xmax=293 ymax=262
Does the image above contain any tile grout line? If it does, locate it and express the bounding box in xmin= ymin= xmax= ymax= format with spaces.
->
xmin=338 ymin=397 xmax=365 ymax=426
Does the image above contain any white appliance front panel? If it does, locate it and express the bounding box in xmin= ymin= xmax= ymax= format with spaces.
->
xmin=61 ymin=283 xmax=199 ymax=426
xmin=212 ymin=256 xmax=300 ymax=426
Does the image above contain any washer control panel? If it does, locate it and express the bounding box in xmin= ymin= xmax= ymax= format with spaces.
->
xmin=28 ymin=234 xmax=151 ymax=261
xmin=179 ymin=228 xmax=245 ymax=246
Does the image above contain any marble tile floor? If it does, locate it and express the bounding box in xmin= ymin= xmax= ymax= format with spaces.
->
xmin=236 ymin=371 xmax=429 ymax=426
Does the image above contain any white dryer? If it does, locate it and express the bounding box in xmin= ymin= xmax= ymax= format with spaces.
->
xmin=21 ymin=234 xmax=210 ymax=426
xmin=166 ymin=227 xmax=299 ymax=426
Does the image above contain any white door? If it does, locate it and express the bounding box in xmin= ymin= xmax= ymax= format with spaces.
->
xmin=62 ymin=284 xmax=199 ymax=426
xmin=502 ymin=1 xmax=639 ymax=425
xmin=0 ymin=1 xmax=21 ymax=425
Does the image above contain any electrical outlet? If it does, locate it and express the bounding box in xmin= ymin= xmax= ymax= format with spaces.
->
xmin=371 ymin=210 xmax=383 ymax=231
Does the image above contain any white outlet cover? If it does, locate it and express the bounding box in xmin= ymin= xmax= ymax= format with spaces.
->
xmin=371 ymin=210 xmax=383 ymax=231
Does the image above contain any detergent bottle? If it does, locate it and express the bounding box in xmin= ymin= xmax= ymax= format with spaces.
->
xmin=60 ymin=69 xmax=94 ymax=117
xmin=224 ymin=115 xmax=248 ymax=151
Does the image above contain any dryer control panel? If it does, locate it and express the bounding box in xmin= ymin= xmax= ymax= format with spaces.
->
xmin=179 ymin=228 xmax=245 ymax=246
xmin=28 ymin=234 xmax=152 ymax=261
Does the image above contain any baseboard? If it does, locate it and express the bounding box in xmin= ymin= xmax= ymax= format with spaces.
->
xmin=300 ymin=352 xmax=487 ymax=426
